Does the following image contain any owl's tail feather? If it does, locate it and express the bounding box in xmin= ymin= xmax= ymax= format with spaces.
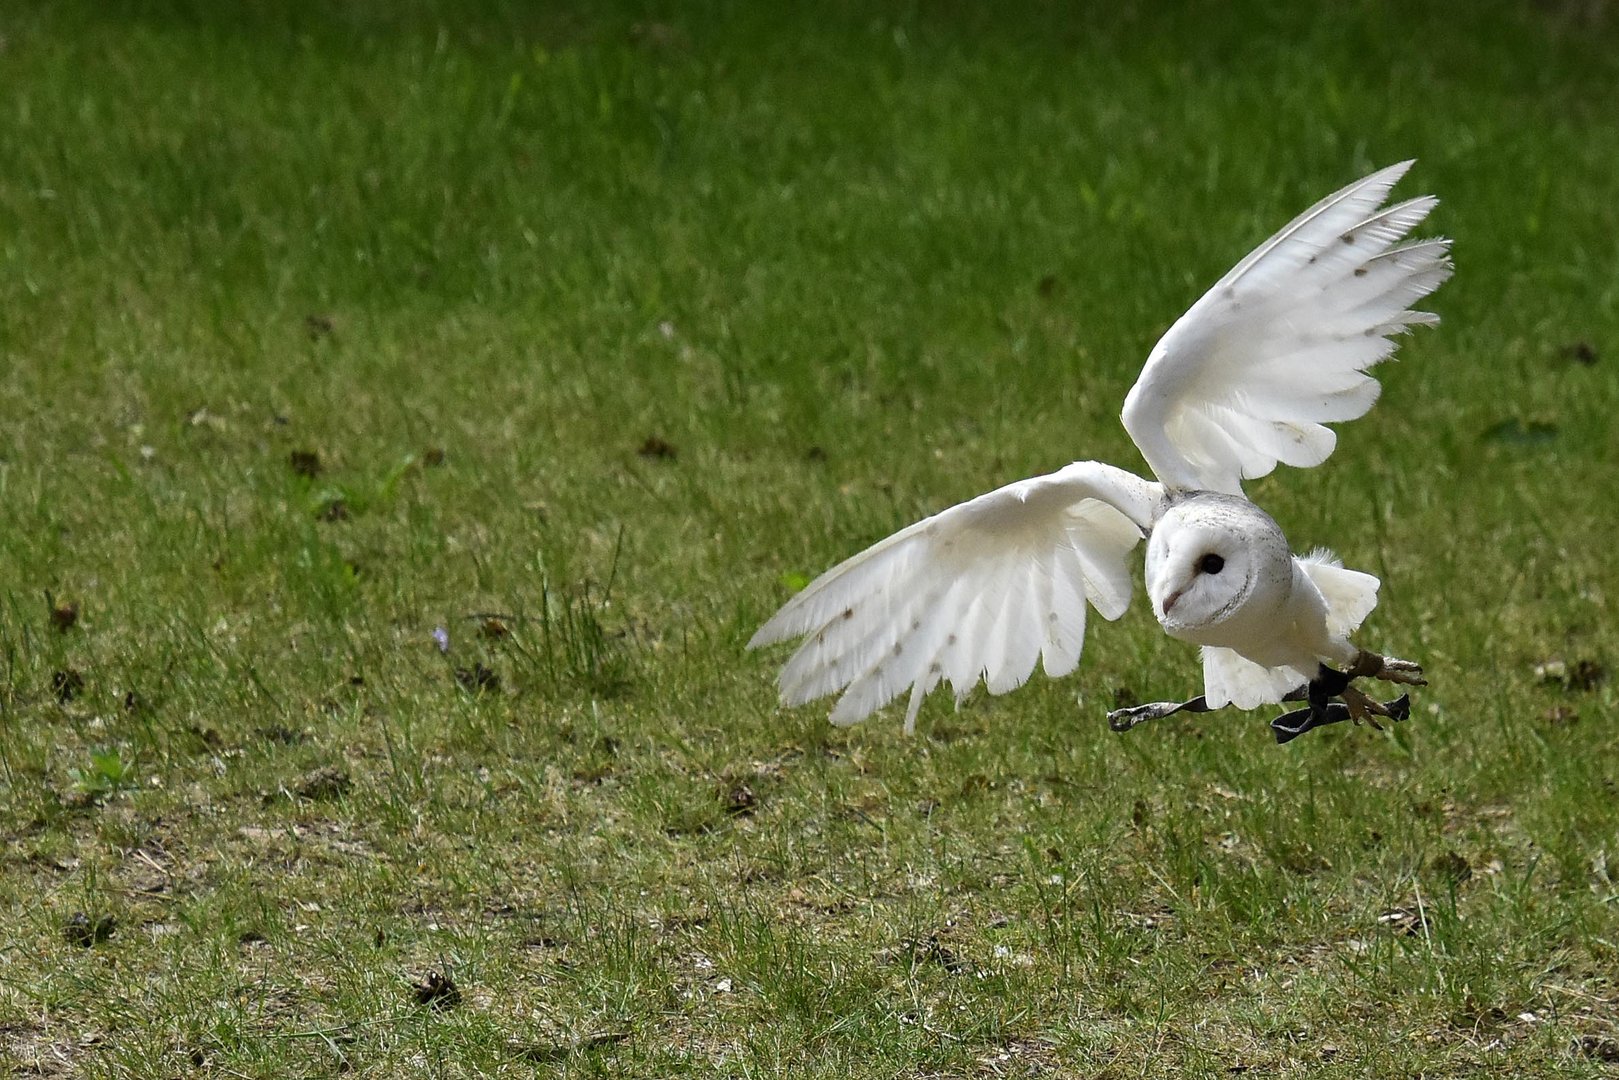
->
xmin=1200 ymin=647 xmax=1307 ymax=710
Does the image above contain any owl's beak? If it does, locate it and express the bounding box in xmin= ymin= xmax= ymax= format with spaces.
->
xmin=1160 ymin=587 xmax=1186 ymax=617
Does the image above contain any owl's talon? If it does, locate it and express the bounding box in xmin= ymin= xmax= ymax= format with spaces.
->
xmin=1343 ymin=685 xmax=1390 ymax=729
xmin=1350 ymin=650 xmax=1427 ymax=687
xmin=1378 ymin=656 xmax=1427 ymax=686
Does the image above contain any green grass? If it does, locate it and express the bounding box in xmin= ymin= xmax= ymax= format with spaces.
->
xmin=1 ymin=0 xmax=1618 ymax=1075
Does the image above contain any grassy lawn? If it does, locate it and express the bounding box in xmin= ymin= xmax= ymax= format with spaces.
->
xmin=2 ymin=1 xmax=1618 ymax=1075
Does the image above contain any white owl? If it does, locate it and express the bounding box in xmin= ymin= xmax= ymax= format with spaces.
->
xmin=751 ymin=162 xmax=1450 ymax=742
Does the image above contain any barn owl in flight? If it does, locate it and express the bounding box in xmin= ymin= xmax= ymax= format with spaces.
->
xmin=752 ymin=162 xmax=1449 ymax=742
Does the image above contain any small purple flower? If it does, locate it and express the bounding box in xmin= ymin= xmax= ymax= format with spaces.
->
xmin=432 ymin=626 xmax=450 ymax=654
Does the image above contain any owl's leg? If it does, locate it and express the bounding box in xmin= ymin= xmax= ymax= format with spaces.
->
xmin=1107 ymin=695 xmax=1213 ymax=732
xmin=1309 ymin=664 xmax=1353 ymax=716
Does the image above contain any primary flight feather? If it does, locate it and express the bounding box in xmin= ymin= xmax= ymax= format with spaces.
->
xmin=752 ymin=162 xmax=1451 ymax=740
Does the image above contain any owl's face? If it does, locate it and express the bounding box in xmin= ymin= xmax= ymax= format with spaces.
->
xmin=1145 ymin=496 xmax=1285 ymax=634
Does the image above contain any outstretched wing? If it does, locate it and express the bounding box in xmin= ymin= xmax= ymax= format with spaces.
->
xmin=749 ymin=462 xmax=1161 ymax=732
xmin=1121 ymin=161 xmax=1452 ymax=495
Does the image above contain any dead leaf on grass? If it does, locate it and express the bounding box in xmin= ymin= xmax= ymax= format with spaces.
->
xmin=454 ymin=663 xmax=501 ymax=694
xmin=1377 ymin=906 xmax=1432 ymax=937
xmin=412 ymin=971 xmax=461 ymax=1011
xmin=187 ymin=725 xmax=223 ymax=750
xmin=293 ymin=766 xmax=352 ymax=800
xmin=52 ymin=669 xmax=84 ymax=704
xmin=1575 ymin=1035 xmax=1619 ymax=1062
xmin=898 ymin=933 xmax=970 ymax=974
xmin=722 ymin=782 xmax=756 ymax=817
xmin=49 ymin=600 xmax=78 ymax=632
xmin=1559 ymin=340 xmax=1598 ymax=365
xmin=637 ymin=435 xmax=677 ymax=460
xmin=62 ymin=912 xmax=116 ymax=947
xmin=288 ymin=449 xmax=322 ymax=478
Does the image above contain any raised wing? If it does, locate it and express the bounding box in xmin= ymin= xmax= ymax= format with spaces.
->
xmin=749 ymin=462 xmax=1161 ymax=732
xmin=1121 ymin=161 xmax=1452 ymax=495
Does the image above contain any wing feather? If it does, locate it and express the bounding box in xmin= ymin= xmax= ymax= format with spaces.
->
xmin=1298 ymin=550 xmax=1381 ymax=639
xmin=1043 ymin=544 xmax=1090 ymax=678
xmin=1121 ymin=162 xmax=1451 ymax=494
xmin=987 ymin=559 xmax=1044 ymax=694
xmin=751 ymin=461 xmax=1161 ymax=729
xmin=1201 ymin=647 xmax=1308 ymax=710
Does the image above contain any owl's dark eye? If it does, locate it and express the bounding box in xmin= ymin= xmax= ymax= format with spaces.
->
xmin=1198 ymin=553 xmax=1225 ymax=575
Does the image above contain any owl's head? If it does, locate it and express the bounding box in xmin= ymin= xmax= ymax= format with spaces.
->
xmin=1145 ymin=495 xmax=1286 ymax=632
